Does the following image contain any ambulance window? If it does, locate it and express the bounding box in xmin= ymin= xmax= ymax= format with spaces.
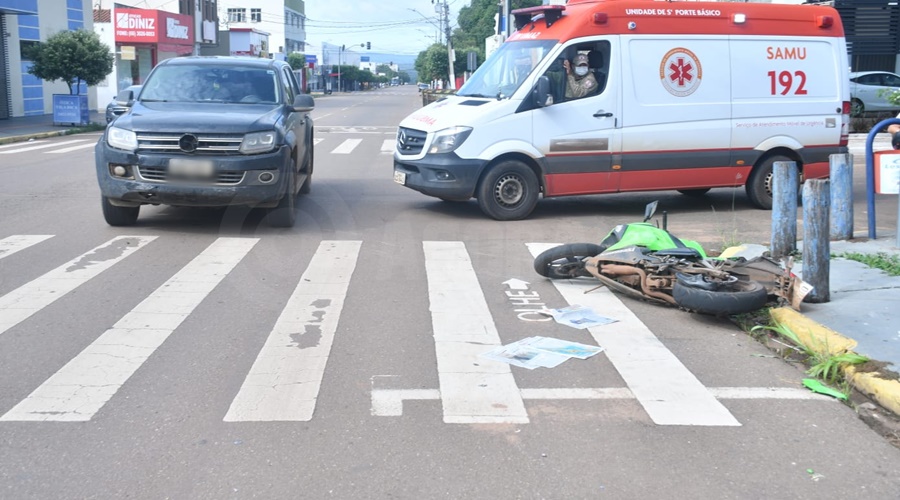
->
xmin=542 ymin=40 xmax=610 ymax=104
xmin=456 ymin=39 xmax=556 ymax=99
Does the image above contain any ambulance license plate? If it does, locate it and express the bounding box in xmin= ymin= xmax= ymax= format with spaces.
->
xmin=168 ymin=158 xmax=215 ymax=179
xmin=393 ymin=170 xmax=406 ymax=185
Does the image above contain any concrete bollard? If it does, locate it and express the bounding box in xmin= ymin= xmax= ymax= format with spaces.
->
xmin=802 ymin=179 xmax=830 ymax=303
xmin=771 ymin=161 xmax=798 ymax=260
xmin=829 ymin=153 xmax=853 ymax=241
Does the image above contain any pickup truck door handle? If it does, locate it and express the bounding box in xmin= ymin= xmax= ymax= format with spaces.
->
xmin=593 ymin=110 xmax=613 ymax=118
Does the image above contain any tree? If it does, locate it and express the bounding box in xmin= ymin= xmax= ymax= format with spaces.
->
xmin=452 ymin=0 xmax=541 ymax=50
xmin=286 ymin=52 xmax=307 ymax=71
xmin=415 ymin=44 xmax=449 ymax=84
xmin=27 ymin=29 xmax=114 ymax=95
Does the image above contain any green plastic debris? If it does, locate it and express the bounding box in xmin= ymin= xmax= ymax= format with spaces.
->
xmin=802 ymin=378 xmax=848 ymax=401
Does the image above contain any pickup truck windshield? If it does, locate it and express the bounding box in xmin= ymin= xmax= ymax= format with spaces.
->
xmin=140 ymin=65 xmax=281 ymax=104
xmin=456 ymin=39 xmax=557 ymax=99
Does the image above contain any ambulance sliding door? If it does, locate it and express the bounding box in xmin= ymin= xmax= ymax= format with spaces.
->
xmin=532 ymin=37 xmax=621 ymax=197
xmin=618 ymin=36 xmax=735 ymax=191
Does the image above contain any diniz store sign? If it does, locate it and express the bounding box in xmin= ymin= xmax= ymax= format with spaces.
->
xmin=115 ymin=9 xmax=193 ymax=45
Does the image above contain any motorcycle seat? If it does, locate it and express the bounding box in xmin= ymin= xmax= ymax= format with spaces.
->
xmin=653 ymin=247 xmax=703 ymax=259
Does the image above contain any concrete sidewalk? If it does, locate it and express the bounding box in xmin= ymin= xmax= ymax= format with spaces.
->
xmin=0 ymin=111 xmax=106 ymax=145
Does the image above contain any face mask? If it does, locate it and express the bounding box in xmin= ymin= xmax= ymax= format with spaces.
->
xmin=575 ymin=66 xmax=589 ymax=77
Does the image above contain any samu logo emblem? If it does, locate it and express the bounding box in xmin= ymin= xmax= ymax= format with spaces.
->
xmin=659 ymin=48 xmax=702 ymax=97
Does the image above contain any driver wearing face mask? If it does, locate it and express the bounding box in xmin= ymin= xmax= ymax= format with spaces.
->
xmin=563 ymin=53 xmax=598 ymax=99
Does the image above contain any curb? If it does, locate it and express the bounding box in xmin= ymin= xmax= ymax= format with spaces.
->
xmin=770 ymin=307 xmax=900 ymax=416
xmin=0 ymin=130 xmax=69 ymax=146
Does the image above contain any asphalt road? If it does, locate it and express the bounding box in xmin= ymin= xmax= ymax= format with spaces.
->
xmin=0 ymin=86 xmax=898 ymax=498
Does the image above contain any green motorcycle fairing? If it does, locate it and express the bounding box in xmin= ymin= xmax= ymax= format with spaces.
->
xmin=599 ymin=223 xmax=708 ymax=259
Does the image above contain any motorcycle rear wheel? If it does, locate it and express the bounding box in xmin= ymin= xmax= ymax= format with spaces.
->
xmin=533 ymin=243 xmax=603 ymax=279
xmin=673 ymin=278 xmax=767 ymax=315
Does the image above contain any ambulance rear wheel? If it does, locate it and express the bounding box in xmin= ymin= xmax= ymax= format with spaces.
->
xmin=476 ymin=160 xmax=539 ymax=220
xmin=746 ymin=155 xmax=792 ymax=210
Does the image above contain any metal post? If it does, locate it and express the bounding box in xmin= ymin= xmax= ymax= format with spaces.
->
xmin=865 ymin=118 xmax=900 ymax=239
xmin=338 ymin=47 xmax=342 ymax=93
xmin=802 ymin=179 xmax=830 ymax=303
xmin=771 ymin=161 xmax=798 ymax=259
xmin=829 ymin=153 xmax=853 ymax=241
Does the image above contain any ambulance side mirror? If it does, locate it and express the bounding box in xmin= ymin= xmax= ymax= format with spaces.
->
xmin=533 ymin=76 xmax=552 ymax=107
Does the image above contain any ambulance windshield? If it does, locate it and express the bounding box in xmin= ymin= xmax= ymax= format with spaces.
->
xmin=456 ymin=39 xmax=557 ymax=99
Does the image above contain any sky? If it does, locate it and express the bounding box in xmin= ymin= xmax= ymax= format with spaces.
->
xmin=304 ymin=0 xmax=466 ymax=57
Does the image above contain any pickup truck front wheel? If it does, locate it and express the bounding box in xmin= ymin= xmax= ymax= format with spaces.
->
xmin=267 ymin=166 xmax=297 ymax=228
xmin=101 ymin=196 xmax=139 ymax=226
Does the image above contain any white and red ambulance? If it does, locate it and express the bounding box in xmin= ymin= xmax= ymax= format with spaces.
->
xmin=393 ymin=0 xmax=850 ymax=220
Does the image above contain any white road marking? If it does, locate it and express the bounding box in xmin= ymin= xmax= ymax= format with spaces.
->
xmin=370 ymin=387 xmax=832 ymax=416
xmin=331 ymin=138 xmax=362 ymax=154
xmin=224 ymin=240 xmax=362 ymax=422
xmin=423 ymin=241 xmax=529 ymax=424
xmin=0 ymin=237 xmax=258 ymax=422
xmin=313 ymin=138 xmax=324 ymax=146
xmin=0 ymin=140 xmax=46 ymax=150
xmin=46 ymin=143 xmax=97 ymax=154
xmin=0 ymin=235 xmax=53 ymax=260
xmin=381 ymin=139 xmax=394 ymax=153
xmin=527 ymin=243 xmax=741 ymax=427
xmin=0 ymin=236 xmax=156 ymax=336
xmin=0 ymin=140 xmax=86 ymax=154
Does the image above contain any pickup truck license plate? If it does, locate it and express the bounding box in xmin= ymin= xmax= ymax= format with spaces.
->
xmin=393 ymin=170 xmax=406 ymax=185
xmin=168 ymin=158 xmax=215 ymax=179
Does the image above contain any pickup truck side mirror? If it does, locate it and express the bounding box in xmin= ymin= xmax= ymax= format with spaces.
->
xmin=293 ymin=94 xmax=315 ymax=112
xmin=115 ymin=89 xmax=135 ymax=106
xmin=533 ymin=76 xmax=552 ymax=107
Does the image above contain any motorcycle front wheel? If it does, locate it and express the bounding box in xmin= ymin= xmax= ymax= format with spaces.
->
xmin=533 ymin=243 xmax=603 ymax=279
xmin=673 ymin=278 xmax=767 ymax=315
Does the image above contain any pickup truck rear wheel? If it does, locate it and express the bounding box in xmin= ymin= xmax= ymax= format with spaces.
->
xmin=299 ymin=143 xmax=313 ymax=195
xmin=267 ymin=168 xmax=297 ymax=228
xmin=101 ymin=196 xmax=139 ymax=226
xmin=476 ymin=160 xmax=539 ymax=220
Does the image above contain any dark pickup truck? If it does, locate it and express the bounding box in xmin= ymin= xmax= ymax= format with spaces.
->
xmin=95 ymin=56 xmax=315 ymax=227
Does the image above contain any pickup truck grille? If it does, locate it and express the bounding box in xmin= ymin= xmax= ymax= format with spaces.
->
xmin=137 ymin=166 xmax=245 ymax=185
xmin=136 ymin=133 xmax=243 ymax=154
xmin=396 ymin=127 xmax=427 ymax=155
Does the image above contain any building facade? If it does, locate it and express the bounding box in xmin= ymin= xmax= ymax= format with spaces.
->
xmin=221 ymin=0 xmax=305 ymax=58
xmin=0 ymin=0 xmax=94 ymax=119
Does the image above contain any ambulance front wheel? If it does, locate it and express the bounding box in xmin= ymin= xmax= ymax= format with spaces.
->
xmin=476 ymin=160 xmax=539 ymax=220
xmin=746 ymin=155 xmax=793 ymax=210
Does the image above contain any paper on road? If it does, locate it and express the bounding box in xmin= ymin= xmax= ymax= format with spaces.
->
xmin=480 ymin=336 xmax=605 ymax=370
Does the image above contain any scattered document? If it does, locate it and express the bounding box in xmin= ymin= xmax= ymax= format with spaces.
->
xmin=480 ymin=336 xmax=605 ymax=369
xmin=539 ymin=304 xmax=617 ymax=329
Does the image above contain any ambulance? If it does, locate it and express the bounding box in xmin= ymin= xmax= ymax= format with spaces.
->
xmin=393 ymin=0 xmax=850 ymax=220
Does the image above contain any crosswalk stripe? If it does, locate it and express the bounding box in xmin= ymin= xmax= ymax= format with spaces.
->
xmin=423 ymin=241 xmax=528 ymax=424
xmin=0 ymin=237 xmax=259 ymax=422
xmin=526 ymin=243 xmax=741 ymax=426
xmin=0 ymin=235 xmax=53 ymax=260
xmin=0 ymin=140 xmax=86 ymax=154
xmin=381 ymin=139 xmax=394 ymax=153
xmin=0 ymin=140 xmax=46 ymax=150
xmin=331 ymin=138 xmax=362 ymax=154
xmin=46 ymin=143 xmax=96 ymax=154
xmin=224 ymin=240 xmax=362 ymax=422
xmin=314 ymin=138 xmax=324 ymax=146
xmin=0 ymin=236 xmax=157 ymax=336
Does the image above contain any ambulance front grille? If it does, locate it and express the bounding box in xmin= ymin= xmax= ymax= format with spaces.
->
xmin=396 ymin=127 xmax=427 ymax=155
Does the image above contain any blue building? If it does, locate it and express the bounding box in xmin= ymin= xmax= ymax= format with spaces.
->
xmin=0 ymin=0 xmax=94 ymax=119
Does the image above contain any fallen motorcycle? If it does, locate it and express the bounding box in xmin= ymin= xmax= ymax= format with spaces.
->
xmin=533 ymin=202 xmax=810 ymax=315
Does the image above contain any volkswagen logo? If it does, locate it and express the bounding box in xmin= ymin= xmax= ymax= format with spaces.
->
xmin=178 ymin=134 xmax=199 ymax=153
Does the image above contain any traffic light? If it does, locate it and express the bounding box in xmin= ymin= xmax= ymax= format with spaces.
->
xmin=366 ymin=41 xmax=371 ymax=50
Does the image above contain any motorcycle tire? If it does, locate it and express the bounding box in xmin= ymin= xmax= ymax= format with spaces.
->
xmin=533 ymin=243 xmax=603 ymax=279
xmin=673 ymin=278 xmax=768 ymax=316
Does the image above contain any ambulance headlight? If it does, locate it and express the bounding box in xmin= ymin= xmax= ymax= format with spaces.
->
xmin=429 ymin=126 xmax=472 ymax=154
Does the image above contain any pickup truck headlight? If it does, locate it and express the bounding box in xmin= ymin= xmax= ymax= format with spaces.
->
xmin=429 ymin=126 xmax=472 ymax=154
xmin=107 ymin=127 xmax=137 ymax=152
xmin=241 ymin=131 xmax=277 ymax=154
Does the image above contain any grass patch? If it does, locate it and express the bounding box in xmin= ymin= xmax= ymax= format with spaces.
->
xmin=751 ymin=321 xmax=870 ymax=396
xmin=65 ymin=122 xmax=107 ymax=134
xmin=836 ymin=252 xmax=900 ymax=276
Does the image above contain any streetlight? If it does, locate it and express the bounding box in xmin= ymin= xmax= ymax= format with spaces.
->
xmin=338 ymin=42 xmax=365 ymax=93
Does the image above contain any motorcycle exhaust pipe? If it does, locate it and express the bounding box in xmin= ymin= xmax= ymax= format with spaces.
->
xmin=600 ymin=264 xmax=677 ymax=305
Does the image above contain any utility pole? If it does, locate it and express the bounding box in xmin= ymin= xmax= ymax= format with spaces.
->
xmin=433 ymin=0 xmax=455 ymax=89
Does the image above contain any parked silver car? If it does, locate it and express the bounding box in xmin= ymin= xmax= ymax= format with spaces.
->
xmin=849 ymin=71 xmax=900 ymax=116
xmin=105 ymin=85 xmax=142 ymax=123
